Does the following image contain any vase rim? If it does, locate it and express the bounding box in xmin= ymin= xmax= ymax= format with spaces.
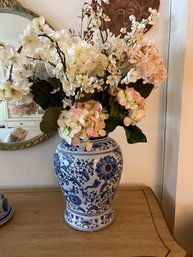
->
xmin=88 ymin=135 xmax=108 ymax=141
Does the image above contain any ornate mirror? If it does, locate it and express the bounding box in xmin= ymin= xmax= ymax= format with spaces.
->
xmin=0 ymin=0 xmax=51 ymax=150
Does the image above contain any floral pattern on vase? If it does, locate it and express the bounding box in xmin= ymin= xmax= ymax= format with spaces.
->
xmin=54 ymin=136 xmax=123 ymax=231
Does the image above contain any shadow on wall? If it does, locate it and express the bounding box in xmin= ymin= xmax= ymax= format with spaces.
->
xmin=175 ymin=214 xmax=193 ymax=255
xmin=161 ymin=186 xmax=176 ymax=233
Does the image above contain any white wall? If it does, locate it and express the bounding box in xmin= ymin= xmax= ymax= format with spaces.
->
xmin=161 ymin=0 xmax=188 ymax=231
xmin=160 ymin=0 xmax=193 ymax=254
xmin=174 ymin=0 xmax=193 ymax=254
xmin=0 ymin=134 xmax=61 ymax=188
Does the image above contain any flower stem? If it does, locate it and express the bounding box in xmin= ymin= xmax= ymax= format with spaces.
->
xmin=38 ymin=34 xmax=67 ymax=73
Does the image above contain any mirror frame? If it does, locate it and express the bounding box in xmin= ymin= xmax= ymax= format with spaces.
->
xmin=0 ymin=0 xmax=52 ymax=150
xmin=0 ymin=0 xmax=38 ymax=19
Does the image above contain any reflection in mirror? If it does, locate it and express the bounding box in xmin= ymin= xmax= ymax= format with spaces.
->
xmin=0 ymin=0 xmax=50 ymax=150
xmin=0 ymin=13 xmax=31 ymax=46
xmin=0 ymin=101 xmax=43 ymax=142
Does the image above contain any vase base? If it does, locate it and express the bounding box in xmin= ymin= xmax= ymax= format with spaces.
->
xmin=64 ymin=207 xmax=115 ymax=232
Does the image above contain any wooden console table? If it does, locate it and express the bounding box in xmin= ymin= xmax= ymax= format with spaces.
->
xmin=0 ymin=187 xmax=191 ymax=257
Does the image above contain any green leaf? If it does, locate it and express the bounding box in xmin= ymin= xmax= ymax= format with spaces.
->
xmin=40 ymin=107 xmax=63 ymax=134
xmin=79 ymin=91 xmax=101 ymax=103
xmin=79 ymin=89 xmax=110 ymax=110
xmin=48 ymin=77 xmax=63 ymax=90
xmin=105 ymin=117 xmax=122 ymax=134
xmin=124 ymin=125 xmax=147 ymax=144
xmin=31 ymin=80 xmax=63 ymax=110
xmin=109 ymin=97 xmax=123 ymax=117
xmin=129 ymin=79 xmax=154 ymax=98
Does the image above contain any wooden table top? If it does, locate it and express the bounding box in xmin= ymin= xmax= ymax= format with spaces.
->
xmin=0 ymin=186 xmax=191 ymax=257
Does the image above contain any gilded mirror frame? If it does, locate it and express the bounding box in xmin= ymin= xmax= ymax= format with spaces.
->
xmin=0 ymin=0 xmax=38 ymax=19
xmin=0 ymin=0 xmax=52 ymax=150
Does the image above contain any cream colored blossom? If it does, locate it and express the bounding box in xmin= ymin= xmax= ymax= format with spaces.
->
xmin=0 ymin=81 xmax=23 ymax=101
xmin=32 ymin=16 xmax=51 ymax=34
xmin=148 ymin=8 xmax=159 ymax=25
xmin=98 ymin=0 xmax=110 ymax=4
xmin=21 ymin=29 xmax=41 ymax=53
xmin=121 ymin=68 xmax=140 ymax=84
xmin=32 ymin=16 xmax=45 ymax=30
xmin=11 ymin=66 xmax=32 ymax=82
xmin=130 ymin=42 xmax=167 ymax=86
xmin=63 ymin=42 xmax=108 ymax=95
xmin=120 ymin=27 xmax=127 ymax=34
xmin=106 ymin=75 xmax=121 ymax=87
xmin=0 ymin=45 xmax=20 ymax=67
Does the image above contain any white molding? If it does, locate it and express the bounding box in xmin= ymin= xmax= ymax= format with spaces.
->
xmin=161 ymin=0 xmax=188 ymax=232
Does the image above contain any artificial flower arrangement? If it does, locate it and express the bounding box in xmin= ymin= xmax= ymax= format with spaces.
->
xmin=0 ymin=0 xmax=167 ymax=150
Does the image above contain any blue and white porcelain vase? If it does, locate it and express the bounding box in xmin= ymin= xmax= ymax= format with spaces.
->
xmin=54 ymin=136 xmax=123 ymax=231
